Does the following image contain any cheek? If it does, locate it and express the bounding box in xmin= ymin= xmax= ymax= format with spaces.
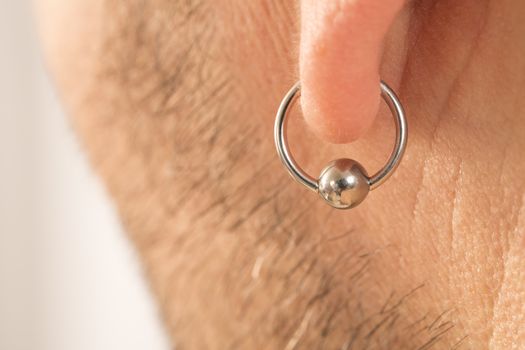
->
xmin=215 ymin=1 xmax=299 ymax=101
xmin=45 ymin=1 xmax=475 ymax=348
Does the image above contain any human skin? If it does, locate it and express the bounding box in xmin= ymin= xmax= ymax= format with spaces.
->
xmin=37 ymin=0 xmax=525 ymax=349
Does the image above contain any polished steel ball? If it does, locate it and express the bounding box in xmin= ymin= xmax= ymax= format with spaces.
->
xmin=318 ymin=159 xmax=370 ymax=209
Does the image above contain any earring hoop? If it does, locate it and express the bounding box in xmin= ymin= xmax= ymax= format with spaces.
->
xmin=274 ymin=80 xmax=408 ymax=210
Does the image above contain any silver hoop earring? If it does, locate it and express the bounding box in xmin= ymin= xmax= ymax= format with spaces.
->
xmin=274 ymin=81 xmax=408 ymax=210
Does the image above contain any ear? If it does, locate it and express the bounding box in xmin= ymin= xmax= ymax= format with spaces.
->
xmin=300 ymin=0 xmax=406 ymax=143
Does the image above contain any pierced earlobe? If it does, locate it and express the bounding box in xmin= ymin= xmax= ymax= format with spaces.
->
xmin=274 ymin=80 xmax=407 ymax=209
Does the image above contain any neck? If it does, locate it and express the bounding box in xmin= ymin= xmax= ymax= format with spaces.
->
xmin=323 ymin=1 xmax=525 ymax=346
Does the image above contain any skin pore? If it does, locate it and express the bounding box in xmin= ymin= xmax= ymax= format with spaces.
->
xmin=37 ymin=0 xmax=525 ymax=349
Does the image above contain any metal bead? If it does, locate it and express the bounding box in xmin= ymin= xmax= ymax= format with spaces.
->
xmin=318 ymin=159 xmax=370 ymax=210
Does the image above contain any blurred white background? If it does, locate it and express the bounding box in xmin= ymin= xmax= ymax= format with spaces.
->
xmin=0 ymin=3 xmax=170 ymax=349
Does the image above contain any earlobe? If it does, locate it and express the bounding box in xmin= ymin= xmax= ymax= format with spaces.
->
xmin=300 ymin=0 xmax=406 ymax=144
